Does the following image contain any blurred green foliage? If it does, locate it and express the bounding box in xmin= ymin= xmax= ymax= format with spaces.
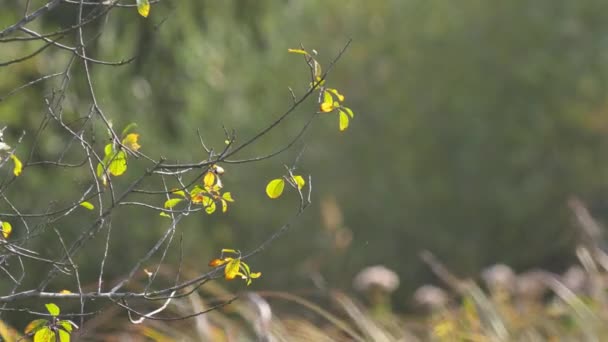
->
xmin=3 ymin=0 xmax=608 ymax=326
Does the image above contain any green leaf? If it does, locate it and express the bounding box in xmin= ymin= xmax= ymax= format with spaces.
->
xmin=45 ymin=303 xmax=60 ymax=316
xmin=107 ymin=150 xmax=127 ymax=176
xmin=164 ymin=198 xmax=183 ymax=209
xmin=79 ymin=201 xmax=94 ymax=210
xmin=34 ymin=327 xmax=54 ymax=342
xmin=159 ymin=212 xmax=171 ymax=218
xmin=171 ymin=189 xmax=186 ymax=198
xmin=339 ymin=110 xmax=350 ymax=131
xmin=265 ymin=179 xmax=285 ymax=199
xmin=121 ymin=123 xmax=138 ymax=138
xmin=24 ymin=319 xmax=48 ymax=334
xmin=136 ymin=0 xmax=150 ymax=17
xmin=96 ymin=162 xmax=105 ymax=178
xmin=202 ymin=196 xmax=216 ymax=214
xmin=288 ymin=48 xmax=307 ymax=55
xmin=292 ymin=175 xmax=306 ymax=189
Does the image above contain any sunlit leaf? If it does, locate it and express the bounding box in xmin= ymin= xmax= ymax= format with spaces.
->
xmin=59 ymin=289 xmax=72 ymax=294
xmin=79 ymin=201 xmax=94 ymax=210
xmin=136 ymin=0 xmax=150 ymax=18
xmin=222 ymin=192 xmax=234 ymax=202
xmin=159 ymin=212 xmax=171 ymax=218
xmin=96 ymin=162 xmax=104 ymax=178
xmin=342 ymin=106 xmax=354 ymax=118
xmin=292 ymin=175 xmax=306 ymax=189
xmin=58 ymin=326 xmax=71 ymax=342
xmin=10 ymin=153 xmax=22 ymax=176
xmin=34 ymin=326 xmax=54 ymax=342
xmin=24 ymin=319 xmax=47 ymax=334
xmin=1 ymin=221 xmax=12 ymax=239
xmin=59 ymin=321 xmax=73 ymax=333
xmin=288 ymin=48 xmax=307 ymax=55
xmin=108 ymin=150 xmax=127 ymax=176
xmin=45 ymin=303 xmax=60 ymax=316
xmin=104 ymin=143 xmax=113 ymax=156
xmin=202 ymin=196 xmax=216 ymax=214
xmin=225 ymin=258 xmax=241 ymax=280
xmin=221 ymin=199 xmax=228 ymax=213
xmin=221 ymin=248 xmax=239 ymax=254
xmin=327 ymin=88 xmax=345 ymax=102
xmin=339 ymin=110 xmax=350 ymax=131
xmin=203 ymin=172 xmax=215 ymax=188
xmin=164 ymin=198 xmax=183 ymax=209
xmin=170 ymin=189 xmax=186 ymax=198
xmin=320 ymin=91 xmax=334 ymax=112
xmin=121 ymin=133 xmax=141 ymax=151
xmin=265 ymin=179 xmax=285 ymax=199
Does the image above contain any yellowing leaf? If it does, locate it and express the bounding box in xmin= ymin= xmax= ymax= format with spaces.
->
xmin=108 ymin=151 xmax=127 ymax=176
xmin=45 ymin=303 xmax=60 ymax=316
xmin=339 ymin=110 xmax=350 ymax=131
xmin=34 ymin=326 xmax=54 ymax=342
xmin=10 ymin=154 xmax=22 ymax=176
xmin=25 ymin=319 xmax=48 ymax=334
xmin=221 ymin=199 xmax=228 ymax=213
xmin=327 ymin=88 xmax=345 ymax=102
xmin=164 ymin=198 xmax=183 ymax=209
xmin=58 ymin=322 xmax=73 ymax=341
xmin=59 ymin=289 xmax=72 ymax=294
xmin=104 ymin=143 xmax=113 ymax=156
xmin=170 ymin=189 xmax=186 ymax=198
xmin=266 ymin=179 xmax=285 ymax=199
xmin=288 ymin=48 xmax=307 ymax=55
xmin=292 ymin=175 xmax=306 ymax=189
xmin=320 ymin=91 xmax=335 ymax=113
xmin=121 ymin=133 xmax=141 ymax=151
xmin=137 ymin=0 xmax=150 ymax=18
xmin=159 ymin=212 xmax=171 ymax=218
xmin=203 ymin=172 xmax=215 ymax=188
xmin=225 ymin=258 xmax=241 ymax=280
xmin=202 ymin=196 xmax=216 ymax=214
xmin=342 ymin=106 xmax=354 ymax=118
xmin=79 ymin=201 xmax=94 ymax=210
xmin=1 ymin=221 xmax=12 ymax=239
xmin=222 ymin=192 xmax=234 ymax=202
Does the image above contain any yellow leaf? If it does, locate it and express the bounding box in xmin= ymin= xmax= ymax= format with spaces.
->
xmin=45 ymin=303 xmax=60 ymax=316
xmin=202 ymin=196 xmax=216 ymax=214
xmin=164 ymin=198 xmax=183 ymax=209
xmin=265 ymin=179 xmax=285 ymax=199
xmin=203 ymin=172 xmax=215 ymax=188
xmin=288 ymin=48 xmax=307 ymax=55
xmin=34 ymin=326 xmax=55 ymax=342
xmin=320 ymin=91 xmax=334 ymax=113
xmin=1 ymin=221 xmax=12 ymax=239
xmin=221 ymin=199 xmax=228 ymax=213
xmin=121 ymin=133 xmax=141 ymax=151
xmin=137 ymin=0 xmax=150 ymax=17
xmin=159 ymin=212 xmax=171 ymax=218
xmin=327 ymin=88 xmax=345 ymax=102
xmin=222 ymin=192 xmax=234 ymax=202
xmin=225 ymin=258 xmax=241 ymax=280
xmin=170 ymin=189 xmax=186 ymax=198
xmin=108 ymin=151 xmax=127 ymax=176
xmin=339 ymin=110 xmax=350 ymax=131
xmin=79 ymin=201 xmax=94 ymax=210
xmin=342 ymin=106 xmax=354 ymax=118
xmin=59 ymin=289 xmax=72 ymax=294
xmin=10 ymin=154 xmax=22 ymax=176
xmin=292 ymin=175 xmax=306 ymax=189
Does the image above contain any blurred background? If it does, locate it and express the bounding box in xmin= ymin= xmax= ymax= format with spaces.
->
xmin=3 ymin=0 xmax=608 ymax=339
